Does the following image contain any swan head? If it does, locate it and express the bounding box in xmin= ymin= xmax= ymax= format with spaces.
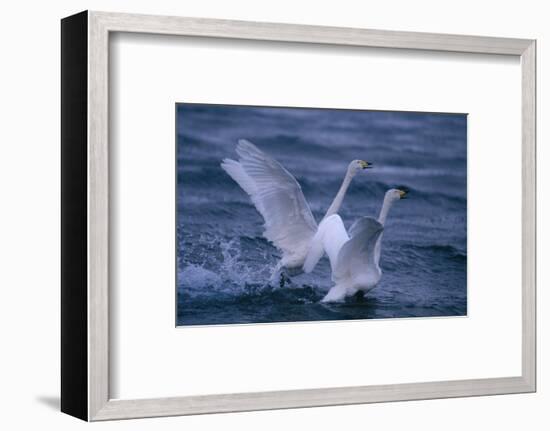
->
xmin=385 ymin=188 xmax=408 ymax=202
xmin=348 ymin=159 xmax=372 ymax=176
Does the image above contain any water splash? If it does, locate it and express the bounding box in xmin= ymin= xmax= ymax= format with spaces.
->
xmin=178 ymin=236 xmax=276 ymax=298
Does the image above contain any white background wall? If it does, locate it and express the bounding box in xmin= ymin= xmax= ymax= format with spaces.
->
xmin=0 ymin=0 xmax=546 ymax=429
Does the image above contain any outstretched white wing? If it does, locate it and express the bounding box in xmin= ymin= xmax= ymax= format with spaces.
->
xmin=333 ymin=217 xmax=383 ymax=282
xmin=221 ymin=139 xmax=317 ymax=260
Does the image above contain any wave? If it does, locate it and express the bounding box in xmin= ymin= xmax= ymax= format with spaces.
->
xmin=178 ymin=233 xmax=465 ymax=300
xmin=409 ymin=243 xmax=466 ymax=260
xmin=337 ymin=181 xmax=466 ymax=206
xmin=178 ymin=283 xmax=325 ymax=306
xmin=178 ymin=166 xmax=466 ymax=209
xmin=384 ymin=243 xmax=467 ymax=269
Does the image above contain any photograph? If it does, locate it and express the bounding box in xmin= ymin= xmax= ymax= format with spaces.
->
xmin=176 ymin=103 xmax=467 ymax=326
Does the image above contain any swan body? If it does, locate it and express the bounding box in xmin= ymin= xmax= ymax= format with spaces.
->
xmin=221 ymin=139 xmax=370 ymax=279
xmin=304 ymin=188 xmax=406 ymax=302
xmin=304 ymin=215 xmax=383 ymax=302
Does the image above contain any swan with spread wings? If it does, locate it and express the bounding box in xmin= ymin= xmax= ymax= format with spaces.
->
xmin=221 ymin=139 xmax=371 ymax=284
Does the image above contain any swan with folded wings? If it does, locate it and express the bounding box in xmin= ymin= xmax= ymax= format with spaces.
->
xmin=303 ymin=188 xmax=407 ymax=302
xmin=221 ymin=139 xmax=372 ymax=285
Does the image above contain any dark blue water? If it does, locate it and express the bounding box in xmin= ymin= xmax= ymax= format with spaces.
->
xmin=177 ymin=103 xmax=467 ymax=326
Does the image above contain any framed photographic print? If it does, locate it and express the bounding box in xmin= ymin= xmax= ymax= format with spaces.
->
xmin=61 ymin=11 xmax=536 ymax=421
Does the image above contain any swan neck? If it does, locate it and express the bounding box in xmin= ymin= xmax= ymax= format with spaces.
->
xmin=378 ymin=195 xmax=394 ymax=225
xmin=323 ymin=170 xmax=353 ymax=219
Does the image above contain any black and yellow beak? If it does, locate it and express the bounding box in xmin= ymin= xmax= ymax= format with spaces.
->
xmin=398 ymin=189 xmax=408 ymax=199
xmin=359 ymin=160 xmax=373 ymax=169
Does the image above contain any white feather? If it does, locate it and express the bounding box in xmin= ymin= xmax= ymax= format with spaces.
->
xmin=221 ymin=139 xmax=317 ymax=266
xmin=309 ymin=214 xmax=384 ymax=303
xmin=333 ymin=217 xmax=383 ymax=283
xmin=304 ymin=215 xmax=349 ymax=274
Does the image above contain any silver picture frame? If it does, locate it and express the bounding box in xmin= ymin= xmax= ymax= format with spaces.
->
xmin=61 ymin=10 xmax=536 ymax=421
